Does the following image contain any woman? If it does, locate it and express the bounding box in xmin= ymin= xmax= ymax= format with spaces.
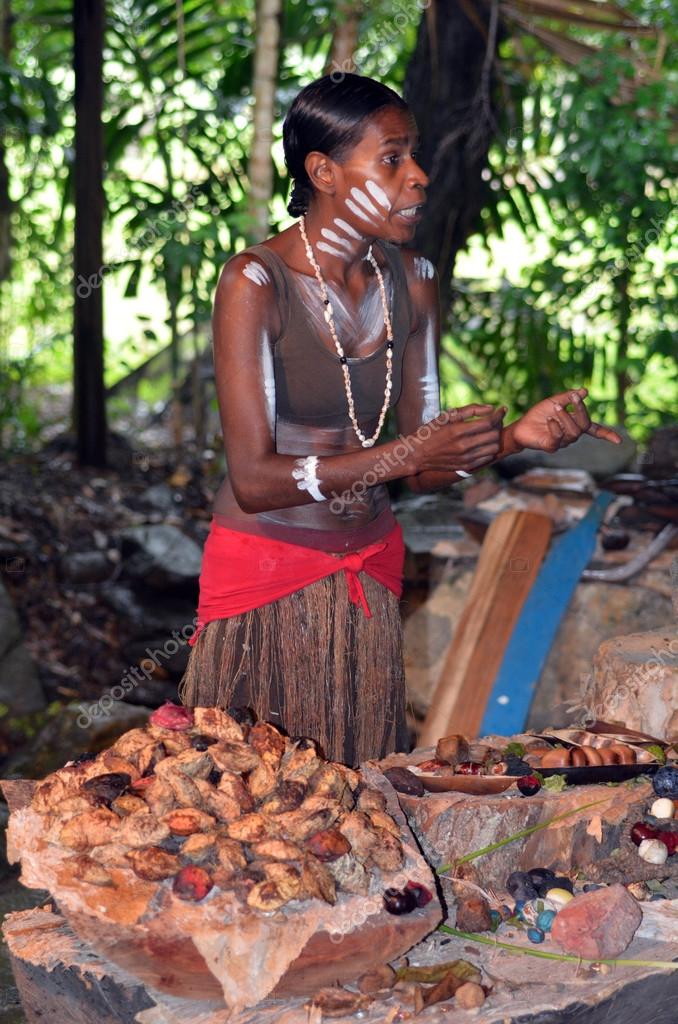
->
xmin=179 ymin=74 xmax=620 ymax=765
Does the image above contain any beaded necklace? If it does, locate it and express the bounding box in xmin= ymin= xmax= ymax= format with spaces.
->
xmin=299 ymin=215 xmax=393 ymax=449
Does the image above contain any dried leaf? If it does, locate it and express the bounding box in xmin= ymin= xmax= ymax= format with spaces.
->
xmin=396 ymin=959 xmax=481 ymax=986
xmin=308 ymin=987 xmax=372 ymax=1018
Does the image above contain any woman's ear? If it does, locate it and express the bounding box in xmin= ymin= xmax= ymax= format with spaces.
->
xmin=304 ymin=151 xmax=336 ymax=198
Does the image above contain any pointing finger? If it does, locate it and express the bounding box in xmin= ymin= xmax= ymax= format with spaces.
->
xmin=587 ymin=422 xmax=623 ymax=445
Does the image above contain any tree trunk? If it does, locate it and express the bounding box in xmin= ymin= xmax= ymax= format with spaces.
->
xmin=403 ymin=0 xmax=503 ymax=324
xmin=324 ymin=2 xmax=359 ymax=77
xmin=247 ymin=0 xmax=282 ymax=243
xmin=0 ymin=0 xmax=13 ymax=283
xmin=72 ymin=0 xmax=106 ymax=466
xmin=614 ymin=263 xmax=631 ymax=426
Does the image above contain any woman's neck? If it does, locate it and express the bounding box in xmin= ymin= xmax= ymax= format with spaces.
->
xmin=299 ymin=206 xmax=377 ymax=289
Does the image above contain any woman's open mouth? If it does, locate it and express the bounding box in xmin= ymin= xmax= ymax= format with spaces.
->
xmin=394 ymin=203 xmax=425 ymax=224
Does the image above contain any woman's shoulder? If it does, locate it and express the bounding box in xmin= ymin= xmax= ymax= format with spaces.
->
xmin=396 ymin=246 xmax=438 ymax=288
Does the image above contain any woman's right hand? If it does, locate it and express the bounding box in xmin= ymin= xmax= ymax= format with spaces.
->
xmin=411 ymin=404 xmax=507 ymax=475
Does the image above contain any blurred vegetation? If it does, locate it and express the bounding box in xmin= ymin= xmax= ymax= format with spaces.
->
xmin=0 ymin=0 xmax=676 ymax=452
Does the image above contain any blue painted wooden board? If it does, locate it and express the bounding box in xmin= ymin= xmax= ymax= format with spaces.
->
xmin=480 ymin=491 xmax=615 ymax=736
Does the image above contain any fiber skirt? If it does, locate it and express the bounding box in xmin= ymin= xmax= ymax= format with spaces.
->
xmin=178 ymin=570 xmax=408 ymax=767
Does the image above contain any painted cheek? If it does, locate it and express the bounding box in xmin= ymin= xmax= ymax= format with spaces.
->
xmin=364 ymin=179 xmax=392 ymax=213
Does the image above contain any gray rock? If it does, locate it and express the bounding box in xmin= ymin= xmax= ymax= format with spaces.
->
xmin=139 ymin=483 xmax=177 ymax=512
xmin=1 ymin=701 xmax=153 ymax=780
xmin=118 ymin=524 xmax=203 ymax=589
xmin=101 ymin=585 xmax=198 ymax=639
xmin=0 ymin=581 xmax=44 ymax=715
xmin=57 ymin=550 xmax=114 ymax=584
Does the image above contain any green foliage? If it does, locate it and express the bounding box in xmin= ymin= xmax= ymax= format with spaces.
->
xmin=1 ymin=0 xmax=676 ymax=449
xmin=446 ymin=24 xmax=677 ymax=434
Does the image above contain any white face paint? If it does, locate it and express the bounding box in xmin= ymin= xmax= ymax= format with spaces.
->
xmin=292 ymin=456 xmax=327 ymax=502
xmin=349 ymin=186 xmax=381 ymax=220
xmin=365 ymin=179 xmax=391 ymax=212
xmin=414 ymin=256 xmax=435 ymax=280
xmin=243 ymin=260 xmax=270 ymax=287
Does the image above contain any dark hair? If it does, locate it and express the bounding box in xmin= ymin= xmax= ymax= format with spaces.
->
xmin=282 ymin=73 xmax=408 ymax=217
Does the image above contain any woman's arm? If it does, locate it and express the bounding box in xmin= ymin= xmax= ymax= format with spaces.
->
xmin=394 ymin=255 xmax=508 ymax=493
xmin=214 ymin=253 xmax=499 ymax=514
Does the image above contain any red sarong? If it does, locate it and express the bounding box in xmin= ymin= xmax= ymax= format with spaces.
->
xmin=189 ymin=520 xmax=405 ymax=647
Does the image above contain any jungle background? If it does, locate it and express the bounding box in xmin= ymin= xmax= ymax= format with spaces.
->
xmin=0 ymin=6 xmax=676 ymax=1014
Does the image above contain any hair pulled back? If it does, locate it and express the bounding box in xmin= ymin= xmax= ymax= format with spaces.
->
xmin=282 ymin=73 xmax=408 ymax=217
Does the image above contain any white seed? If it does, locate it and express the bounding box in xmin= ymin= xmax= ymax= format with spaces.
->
xmin=638 ymin=838 xmax=669 ymax=864
xmin=650 ymin=798 xmax=675 ymax=819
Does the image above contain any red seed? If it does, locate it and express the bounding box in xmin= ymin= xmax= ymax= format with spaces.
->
xmin=150 ymin=702 xmax=194 ymax=731
xmin=172 ymin=866 xmax=213 ymax=901
xmin=456 ymin=762 xmax=482 ymax=775
xmin=630 ymin=822 xmax=659 ymax=846
xmin=405 ymin=880 xmax=433 ymax=907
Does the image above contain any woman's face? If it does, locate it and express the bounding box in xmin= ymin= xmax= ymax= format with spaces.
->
xmin=308 ymin=106 xmax=429 ymax=247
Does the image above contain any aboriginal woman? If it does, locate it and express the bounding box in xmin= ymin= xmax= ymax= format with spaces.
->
xmin=178 ymin=74 xmax=620 ymax=766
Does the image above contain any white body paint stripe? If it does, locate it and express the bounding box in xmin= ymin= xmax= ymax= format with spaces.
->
xmin=333 ymin=217 xmax=364 ymax=240
xmin=414 ymin=256 xmax=435 ymax=280
xmin=321 ymin=228 xmax=353 ymax=252
xmin=292 ymin=456 xmax=327 ymax=502
xmin=317 ymin=241 xmax=347 ymax=258
xmin=243 ymin=261 xmax=270 ymax=286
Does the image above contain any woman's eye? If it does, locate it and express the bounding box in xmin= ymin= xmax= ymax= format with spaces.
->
xmin=384 ymin=153 xmax=400 ymax=165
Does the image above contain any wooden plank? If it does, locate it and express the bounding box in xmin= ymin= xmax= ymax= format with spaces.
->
xmin=419 ymin=509 xmax=552 ymax=746
xmin=480 ymin=491 xmax=614 ymax=736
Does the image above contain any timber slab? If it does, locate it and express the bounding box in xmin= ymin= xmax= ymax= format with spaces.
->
xmin=4 ymin=903 xmax=678 ymax=1023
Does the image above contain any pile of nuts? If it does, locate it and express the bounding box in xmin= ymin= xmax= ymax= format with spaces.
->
xmin=31 ymin=703 xmax=410 ymax=914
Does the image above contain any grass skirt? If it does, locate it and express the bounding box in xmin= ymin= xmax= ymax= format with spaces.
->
xmin=178 ymin=571 xmax=407 ymax=766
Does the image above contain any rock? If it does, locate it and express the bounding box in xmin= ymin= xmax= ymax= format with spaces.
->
xmin=527 ymin=583 xmax=673 ymax=731
xmin=101 ymin=585 xmax=198 ymax=639
xmin=454 ymin=981 xmax=486 ymax=1008
xmin=454 ymin=892 xmax=492 ymax=933
xmin=0 ymin=580 xmax=45 ymax=714
xmin=58 ymin=551 xmax=114 ymax=584
xmin=0 ymin=702 xmax=153 ymax=780
xmin=395 ymin=770 xmax=654 ymax=889
xmin=139 ymin=484 xmax=177 ymax=512
xmin=551 ymin=883 xmax=642 ymax=959
xmin=118 ymin=525 xmax=203 ymax=590
xmin=581 ymin=628 xmax=678 ymax=742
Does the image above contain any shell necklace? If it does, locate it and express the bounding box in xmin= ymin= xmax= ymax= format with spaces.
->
xmin=298 ymin=215 xmax=393 ymax=448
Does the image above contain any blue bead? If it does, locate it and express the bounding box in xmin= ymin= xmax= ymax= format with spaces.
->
xmin=499 ymin=904 xmax=513 ymax=920
xmin=514 ymin=899 xmax=526 ymax=915
xmin=527 ymin=927 xmax=546 ymax=944
xmin=536 ymin=909 xmax=556 ymax=932
xmin=490 ymin=909 xmax=501 ymax=930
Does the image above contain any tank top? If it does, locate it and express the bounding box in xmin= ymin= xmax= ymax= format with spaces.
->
xmin=213 ymin=238 xmax=414 ymax=553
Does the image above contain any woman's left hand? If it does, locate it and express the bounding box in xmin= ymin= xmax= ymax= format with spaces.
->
xmin=510 ymin=387 xmax=623 ymax=453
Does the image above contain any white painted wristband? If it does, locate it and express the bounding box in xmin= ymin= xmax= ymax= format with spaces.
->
xmin=292 ymin=455 xmax=327 ymax=502
xmin=456 ymin=470 xmax=472 ymax=479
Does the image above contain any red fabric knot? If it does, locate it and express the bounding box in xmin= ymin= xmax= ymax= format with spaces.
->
xmin=336 ymin=542 xmax=387 ymax=619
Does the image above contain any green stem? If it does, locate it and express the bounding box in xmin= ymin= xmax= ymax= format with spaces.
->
xmin=437 ymin=799 xmax=609 ymax=875
xmin=439 ymin=926 xmax=678 ymax=971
